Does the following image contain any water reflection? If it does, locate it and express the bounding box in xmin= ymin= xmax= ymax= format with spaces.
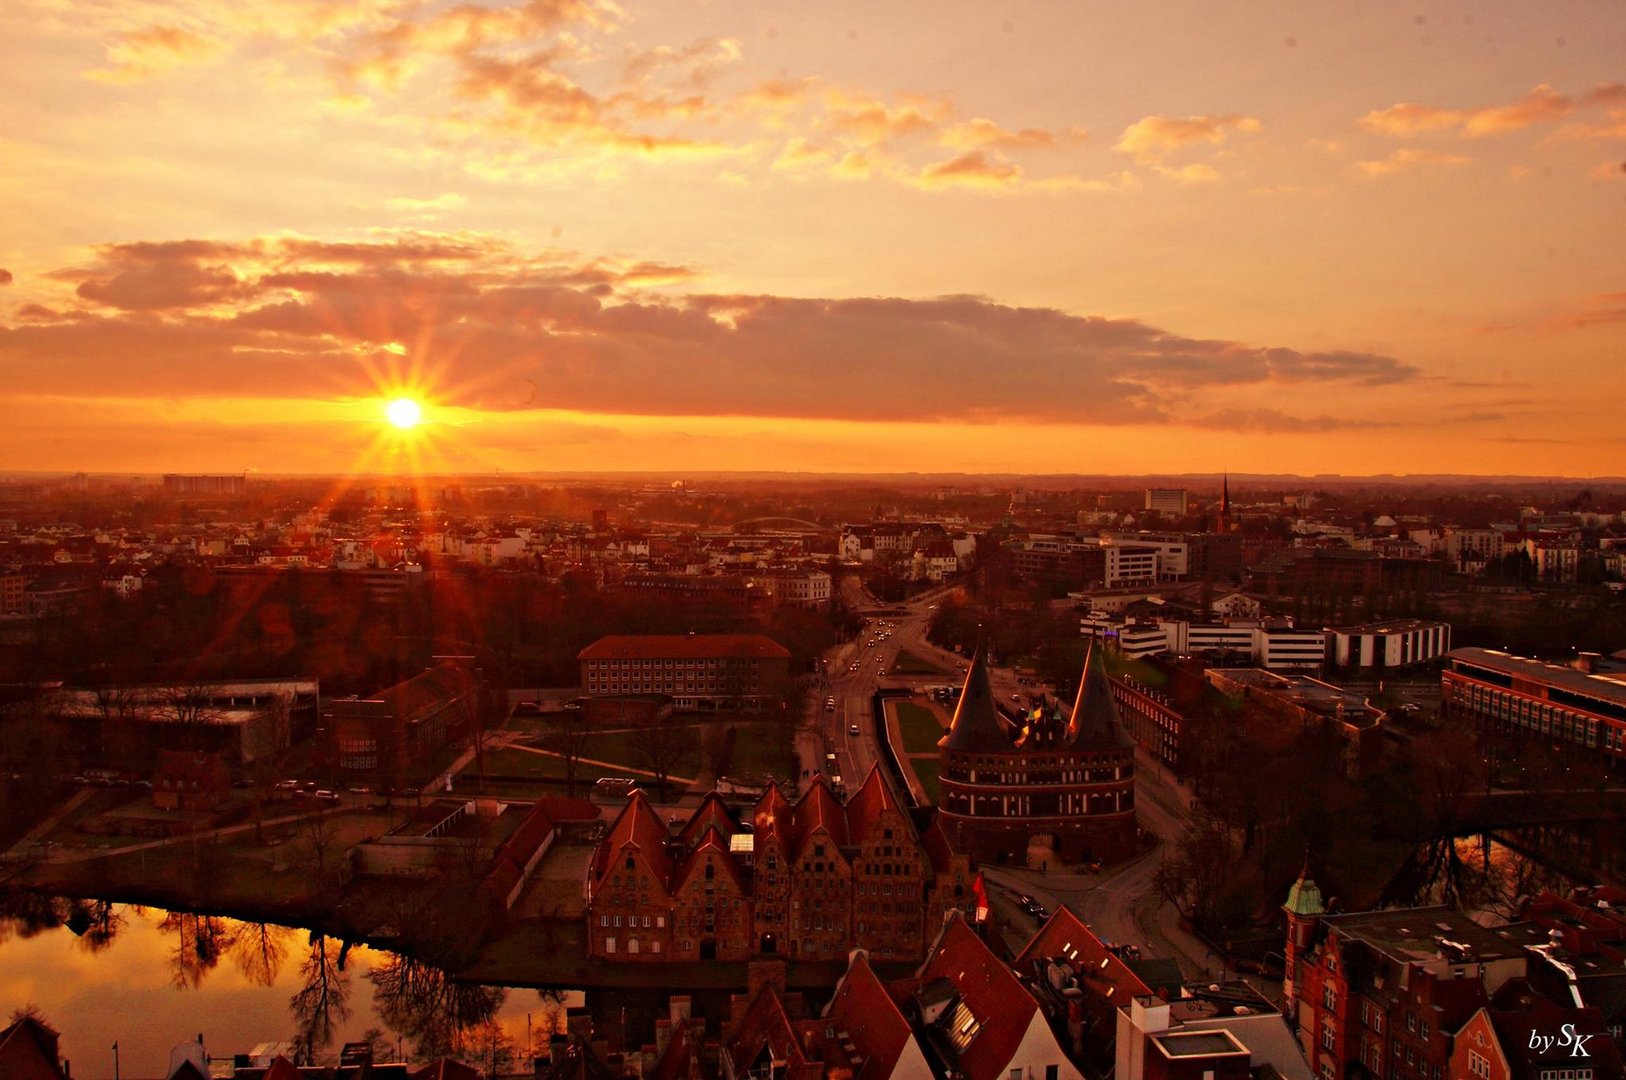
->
xmin=1382 ymin=833 xmax=1578 ymax=916
xmin=369 ymin=954 xmax=506 ymax=1061
xmin=0 ymin=894 xmax=564 ymax=1078
xmin=289 ymin=933 xmax=352 ymax=1052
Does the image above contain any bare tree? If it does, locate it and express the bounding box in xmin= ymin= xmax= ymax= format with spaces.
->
xmin=232 ymin=922 xmax=295 ymax=987
xmin=155 ymin=680 xmax=226 ymax=753
xmin=289 ymin=933 xmax=351 ymax=1051
xmin=539 ymin=703 xmax=593 ymax=797
xmin=630 ymin=713 xmax=692 ymax=801
xmin=367 ymin=953 xmax=505 ymax=1060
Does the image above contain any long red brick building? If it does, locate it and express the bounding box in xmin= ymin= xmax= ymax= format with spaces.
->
xmin=578 ymin=634 xmax=792 ymax=711
xmin=586 ymin=767 xmax=976 ymax=963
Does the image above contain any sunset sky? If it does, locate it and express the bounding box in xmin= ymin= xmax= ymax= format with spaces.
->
xmin=2 ymin=0 xmax=1622 ymax=477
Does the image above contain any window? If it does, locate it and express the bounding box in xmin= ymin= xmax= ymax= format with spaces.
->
xmin=1323 ymin=1025 xmax=1336 ymax=1051
xmin=1419 ymin=1021 xmax=1429 ymax=1041
xmin=1407 ymin=1014 xmax=1416 ymax=1034
xmin=605 ymin=937 xmax=616 ymax=954
xmin=1324 ymin=985 xmax=1337 ymax=1010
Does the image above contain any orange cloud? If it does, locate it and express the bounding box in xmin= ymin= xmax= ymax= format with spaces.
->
xmin=1 ymin=234 xmax=1423 ymax=433
xmin=916 ymin=151 xmax=1023 ymax=189
xmin=1359 ymin=83 xmax=1626 ymax=138
xmin=1354 ymin=148 xmax=1470 ymax=178
xmin=1114 ymin=114 xmax=1261 ymax=163
xmin=87 ymin=25 xmax=224 ymax=83
xmin=939 ymin=118 xmax=1086 ymax=152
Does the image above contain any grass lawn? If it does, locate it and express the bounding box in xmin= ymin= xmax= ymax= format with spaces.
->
xmin=480 ymin=747 xmax=573 ymax=780
xmin=895 ymin=701 xmax=946 ymax=754
xmin=910 ymin=757 xmax=942 ymax=805
xmin=719 ymin=723 xmax=798 ymax=783
xmin=890 ymin=650 xmax=949 ymax=677
xmin=581 ymin=727 xmax=702 ymax=777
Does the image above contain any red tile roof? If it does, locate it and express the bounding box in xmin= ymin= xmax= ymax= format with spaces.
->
xmin=845 ymin=765 xmax=910 ymax=848
xmin=792 ymin=779 xmax=849 ymax=852
xmin=1015 ymin=905 xmax=1150 ymax=1007
xmin=594 ymin=788 xmax=674 ymax=887
xmin=673 ymin=829 xmax=748 ymax=896
xmin=919 ymin=914 xmax=1041 ymax=1080
xmin=578 ymin=634 xmax=791 ymax=661
xmin=680 ymin=791 xmax=740 ymax=848
xmin=827 ymin=951 xmax=917 ymax=1080
xmin=723 ymin=986 xmax=822 ymax=1080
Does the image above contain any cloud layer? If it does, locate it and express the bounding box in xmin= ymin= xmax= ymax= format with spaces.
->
xmin=0 ymin=234 xmax=1421 ymax=432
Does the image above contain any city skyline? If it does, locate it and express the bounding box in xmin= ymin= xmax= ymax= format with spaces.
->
xmin=2 ymin=0 xmax=1623 ymax=476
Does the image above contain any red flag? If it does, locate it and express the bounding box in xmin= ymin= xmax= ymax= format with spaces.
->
xmin=972 ymin=870 xmax=990 ymax=923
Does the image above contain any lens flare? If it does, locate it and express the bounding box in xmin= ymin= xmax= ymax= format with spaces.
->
xmin=385 ymin=398 xmax=423 ymax=429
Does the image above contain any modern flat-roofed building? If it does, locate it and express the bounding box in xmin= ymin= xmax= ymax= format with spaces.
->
xmin=163 ymin=473 xmax=246 ymax=496
xmin=1327 ymin=620 xmax=1451 ymax=671
xmin=1145 ymin=489 xmax=1189 ymax=516
xmin=1441 ymin=648 xmax=1626 ymax=774
xmin=578 ymin=634 xmax=791 ymax=710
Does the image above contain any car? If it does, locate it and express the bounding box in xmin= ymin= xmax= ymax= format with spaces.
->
xmin=848 ymin=724 xmax=860 ymax=736
xmin=313 ymin=789 xmax=339 ymax=802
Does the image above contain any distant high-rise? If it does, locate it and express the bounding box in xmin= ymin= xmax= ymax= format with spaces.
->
xmin=162 ymin=473 xmax=245 ymax=496
xmin=1143 ymin=487 xmax=1188 ymax=515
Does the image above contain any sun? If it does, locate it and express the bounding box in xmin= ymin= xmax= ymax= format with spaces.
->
xmin=385 ymin=397 xmax=423 ymax=429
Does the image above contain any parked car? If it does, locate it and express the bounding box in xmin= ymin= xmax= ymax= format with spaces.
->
xmin=849 ymin=724 xmax=860 ymax=736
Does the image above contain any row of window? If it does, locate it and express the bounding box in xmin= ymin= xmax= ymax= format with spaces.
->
xmin=587 ymin=659 xmax=760 ymax=669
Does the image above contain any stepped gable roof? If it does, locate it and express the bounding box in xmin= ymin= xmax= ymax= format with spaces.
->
xmin=940 ymin=646 xmax=1013 ymax=754
xmin=1067 ymin=641 xmax=1135 ymax=751
xmin=673 ymin=829 xmax=747 ymax=895
xmin=1016 ymin=906 xmax=1150 ymax=1005
xmin=753 ymin=781 xmax=793 ymax=844
xmin=680 ymin=791 xmax=739 ymax=848
xmin=845 ymin=764 xmax=910 ymax=847
xmin=826 ymin=951 xmax=916 ymax=1080
xmin=918 ymin=914 xmax=1041 ymax=1080
xmin=792 ymin=777 xmax=848 ymax=851
xmin=593 ymin=788 xmax=673 ymax=886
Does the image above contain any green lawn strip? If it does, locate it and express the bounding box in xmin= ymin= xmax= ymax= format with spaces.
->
xmin=480 ymin=746 xmax=573 ymax=780
xmin=908 ymin=756 xmax=942 ymax=805
xmin=889 ymin=650 xmax=949 ymax=677
xmin=717 ymin=723 xmax=798 ymax=783
xmin=894 ymin=701 xmax=946 ymax=754
xmin=580 ymin=727 xmax=702 ymax=775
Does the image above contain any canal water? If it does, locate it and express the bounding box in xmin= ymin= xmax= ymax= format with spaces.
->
xmin=0 ymin=899 xmax=569 ymax=1079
